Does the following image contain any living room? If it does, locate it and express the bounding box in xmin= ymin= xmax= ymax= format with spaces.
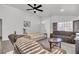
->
xmin=1 ymin=4 xmax=79 ymax=54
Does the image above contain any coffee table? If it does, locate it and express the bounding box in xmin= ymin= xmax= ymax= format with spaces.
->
xmin=48 ymin=38 xmax=62 ymax=51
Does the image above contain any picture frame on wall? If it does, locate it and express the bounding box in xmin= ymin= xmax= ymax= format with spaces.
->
xmin=23 ymin=20 xmax=31 ymax=34
xmin=24 ymin=20 xmax=31 ymax=27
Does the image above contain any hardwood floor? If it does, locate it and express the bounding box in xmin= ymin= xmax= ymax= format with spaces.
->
xmin=2 ymin=40 xmax=14 ymax=54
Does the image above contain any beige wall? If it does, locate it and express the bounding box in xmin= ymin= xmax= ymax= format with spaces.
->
xmin=0 ymin=5 xmax=41 ymax=41
xmin=40 ymin=16 xmax=79 ymax=36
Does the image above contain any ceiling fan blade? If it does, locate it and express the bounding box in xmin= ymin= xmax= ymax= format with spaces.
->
xmin=36 ymin=5 xmax=42 ymax=8
xmin=27 ymin=4 xmax=34 ymax=8
xmin=26 ymin=9 xmax=33 ymax=10
xmin=36 ymin=9 xmax=43 ymax=12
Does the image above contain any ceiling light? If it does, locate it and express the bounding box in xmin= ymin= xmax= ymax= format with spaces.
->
xmin=60 ymin=9 xmax=64 ymax=12
xmin=41 ymin=21 xmax=46 ymax=24
xmin=34 ymin=9 xmax=36 ymax=13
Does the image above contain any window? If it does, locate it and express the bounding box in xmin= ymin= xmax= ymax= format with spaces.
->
xmin=57 ymin=21 xmax=73 ymax=31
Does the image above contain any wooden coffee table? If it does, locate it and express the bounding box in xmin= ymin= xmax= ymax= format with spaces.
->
xmin=48 ymin=38 xmax=62 ymax=51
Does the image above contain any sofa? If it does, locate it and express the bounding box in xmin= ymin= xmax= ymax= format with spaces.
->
xmin=8 ymin=34 xmax=66 ymax=54
xmin=50 ymin=31 xmax=76 ymax=44
xmin=26 ymin=32 xmax=47 ymax=41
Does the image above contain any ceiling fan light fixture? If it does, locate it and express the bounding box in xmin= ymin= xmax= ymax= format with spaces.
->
xmin=34 ymin=9 xmax=36 ymax=11
xmin=34 ymin=9 xmax=36 ymax=13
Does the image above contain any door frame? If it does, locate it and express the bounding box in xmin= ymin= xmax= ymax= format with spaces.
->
xmin=0 ymin=19 xmax=2 ymax=39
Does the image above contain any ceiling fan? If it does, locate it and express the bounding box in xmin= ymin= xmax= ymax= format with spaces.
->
xmin=26 ymin=4 xmax=43 ymax=13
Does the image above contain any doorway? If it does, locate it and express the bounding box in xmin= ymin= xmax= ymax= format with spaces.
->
xmin=0 ymin=19 xmax=2 ymax=53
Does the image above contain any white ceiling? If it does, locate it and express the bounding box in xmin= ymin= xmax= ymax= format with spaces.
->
xmin=7 ymin=4 xmax=79 ymax=17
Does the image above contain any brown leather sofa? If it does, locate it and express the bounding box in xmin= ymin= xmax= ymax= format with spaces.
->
xmin=50 ymin=31 xmax=76 ymax=44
